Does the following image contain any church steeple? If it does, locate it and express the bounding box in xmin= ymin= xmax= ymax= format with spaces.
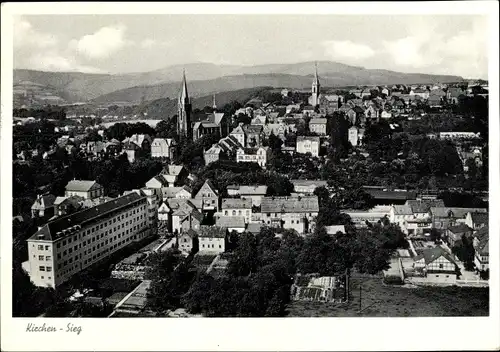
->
xmin=177 ymin=69 xmax=192 ymax=139
xmin=212 ymin=93 xmax=217 ymax=110
xmin=311 ymin=62 xmax=321 ymax=106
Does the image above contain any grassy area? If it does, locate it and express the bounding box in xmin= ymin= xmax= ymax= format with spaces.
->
xmin=287 ymin=276 xmax=489 ymax=317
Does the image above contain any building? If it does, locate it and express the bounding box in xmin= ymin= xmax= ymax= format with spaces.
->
xmin=296 ymin=136 xmax=320 ymax=157
xmin=230 ymin=124 xmax=246 ymax=147
xmin=192 ymin=112 xmax=229 ymax=142
xmin=65 ymin=180 xmax=103 ymax=200
xmin=221 ymin=198 xmax=252 ymax=223
xmin=204 ymin=144 xmax=226 ymax=165
xmin=446 ymin=224 xmax=473 ymax=247
xmin=23 ymin=193 xmax=150 ymax=288
xmin=413 ymin=247 xmax=458 ymax=284
xmin=168 ymin=199 xmax=203 ymax=234
xmin=215 ymin=215 xmax=246 ymax=233
xmin=177 ymin=70 xmax=192 ymax=139
xmin=348 ymin=126 xmax=362 ymax=147
xmin=159 ymin=164 xmax=188 ymax=187
xmin=128 ymin=134 xmax=152 ymax=151
xmin=236 ymin=146 xmax=270 ymax=169
xmin=310 ymin=63 xmax=321 ymax=107
xmin=464 ymin=212 xmax=488 ymax=230
xmin=325 ymin=225 xmax=346 ymax=235
xmin=198 ymin=226 xmax=226 ymax=254
xmin=193 ymin=179 xmax=219 ymax=212
xmin=430 ymin=207 xmax=487 ymax=230
xmin=346 ymin=106 xmax=365 ymax=125
xmin=309 ymin=118 xmax=328 ymax=135
xmin=439 ymin=132 xmax=480 ymax=140
xmin=151 ymin=138 xmax=176 ymax=159
xmin=473 ymin=226 xmax=489 ymax=272
xmin=178 ymin=230 xmax=196 ymax=254
xmin=291 ymin=179 xmax=327 ymax=195
xmin=31 ymin=194 xmax=56 ymax=219
xmin=260 ymin=196 xmax=319 ymax=234
xmin=227 ymin=185 xmax=267 ymax=207
xmin=123 ymin=141 xmax=141 ymax=163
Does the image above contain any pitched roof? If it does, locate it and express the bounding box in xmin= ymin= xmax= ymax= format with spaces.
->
xmin=216 ymin=216 xmax=246 ymax=229
xmin=65 ymin=180 xmax=100 ymax=192
xmin=470 ymin=212 xmax=488 ymax=225
xmin=199 ymin=225 xmax=227 ymax=238
xmin=430 ymin=207 xmax=487 ymax=218
xmin=364 ymin=189 xmax=416 ymax=200
xmin=146 ymin=175 xmax=169 ymax=188
xmin=239 ymin=185 xmax=268 ymax=195
xmin=31 ymin=194 xmax=56 ymax=210
xmin=162 ymin=187 xmax=183 ymax=199
xmin=291 ymin=179 xmax=328 ymax=188
xmin=244 ymin=125 xmax=263 ymax=134
xmin=28 ymin=193 xmax=146 ymax=242
xmin=309 ymin=118 xmax=327 ymax=125
xmin=406 ymin=199 xmax=445 ymax=213
xmin=221 ymin=198 xmax=253 ymax=209
xmin=325 ymin=225 xmax=346 ymax=235
xmin=296 ymin=136 xmax=320 ymax=143
xmin=447 ymin=224 xmax=472 ymax=234
xmin=261 ymin=196 xmax=319 ymax=213
xmin=161 ymin=164 xmax=184 ymax=176
xmin=246 ymin=222 xmax=263 ymax=234
xmin=414 ymin=246 xmax=457 ymax=266
xmin=392 ymin=204 xmax=413 ymax=215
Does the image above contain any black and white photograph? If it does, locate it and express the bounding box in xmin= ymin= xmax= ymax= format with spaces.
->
xmin=1 ymin=2 xmax=499 ymax=351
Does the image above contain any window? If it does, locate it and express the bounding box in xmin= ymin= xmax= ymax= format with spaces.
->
xmin=46 ymin=267 xmax=52 ymax=272
xmin=439 ymin=264 xmax=444 ymax=269
xmin=68 ymin=238 xmax=72 ymax=244
xmin=224 ymin=211 xmax=228 ymax=215
xmin=38 ymin=255 xmax=44 ymax=260
xmin=38 ymin=245 xmax=44 ymax=250
xmin=57 ymin=254 xmax=61 ymax=259
xmin=46 ymin=256 xmax=51 ymax=261
xmin=39 ymin=266 xmax=45 ymax=271
xmin=57 ymin=243 xmax=61 ymax=249
xmin=62 ymin=240 xmax=66 ymax=246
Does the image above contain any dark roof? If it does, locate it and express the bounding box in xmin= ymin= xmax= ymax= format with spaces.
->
xmin=447 ymin=224 xmax=472 ymax=234
xmin=414 ymin=247 xmax=457 ymax=266
xmin=199 ymin=226 xmax=227 ymax=238
xmin=365 ymin=189 xmax=417 ymax=200
xmin=28 ymin=192 xmax=146 ymax=241
xmin=261 ymin=196 xmax=319 ymax=213
xmin=65 ymin=180 xmax=100 ymax=192
xmin=406 ymin=199 xmax=445 ymax=213
xmin=471 ymin=212 xmax=488 ymax=225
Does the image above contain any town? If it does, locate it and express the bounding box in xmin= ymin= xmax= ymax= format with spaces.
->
xmin=13 ymin=64 xmax=489 ymax=318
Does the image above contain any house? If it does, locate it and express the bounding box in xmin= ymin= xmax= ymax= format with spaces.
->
xmin=236 ymin=146 xmax=270 ymax=169
xmin=296 ymin=136 xmax=320 ymax=157
xmin=464 ymin=212 xmax=488 ymax=230
xmin=291 ymin=179 xmax=327 ymax=195
xmin=204 ymin=144 xmax=227 ymax=165
xmin=105 ymin=139 xmax=122 ymax=156
xmin=446 ymin=224 xmax=473 ymax=247
xmin=346 ymin=106 xmax=365 ymax=125
xmin=309 ymin=118 xmax=328 ymax=135
xmin=427 ymin=95 xmax=443 ymax=108
xmin=31 ymin=194 xmax=56 ymax=219
xmin=193 ymin=179 xmax=219 ymax=212
xmin=227 ymin=185 xmax=268 ymax=207
xmin=52 ymin=196 xmax=85 ymax=218
xmin=473 ymin=226 xmax=489 ymax=272
xmin=128 ymin=134 xmax=152 ymax=151
xmin=230 ymin=124 xmax=246 ymax=147
xmin=169 ymin=200 xmax=203 ymax=234
xmin=85 ymin=141 xmax=106 ymax=156
xmin=145 ymin=175 xmax=169 ymax=190
xmin=341 ymin=208 xmax=390 ymax=228
xmin=246 ymin=222 xmax=263 ymax=235
xmin=243 ymin=125 xmax=264 ymax=148
xmin=198 ymin=226 xmax=226 ymax=254
xmin=123 ymin=141 xmax=141 ymax=163
xmin=348 ymin=126 xmax=364 ymax=147
xmin=410 ymin=88 xmax=430 ymax=99
xmin=446 ymin=87 xmax=464 ymax=103
xmin=192 ymin=112 xmax=229 ymax=142
xmin=439 ymin=132 xmax=480 ymax=140
xmin=178 ymin=230 xmax=196 ymax=254
xmin=65 ymin=180 xmax=103 ymax=200
xmin=160 ymin=164 xmax=188 ymax=187
xmin=380 ymin=110 xmax=392 ymax=119
xmin=157 ymin=201 xmax=171 ymax=235
xmin=215 ymin=215 xmax=246 ymax=233
xmin=430 ymin=207 xmax=487 ymax=230
xmin=161 ymin=185 xmax=191 ymax=200
xmin=151 ymin=138 xmax=176 ymax=159
xmin=221 ymin=198 xmax=252 ymax=223
xmin=364 ymin=105 xmax=379 ymax=122
xmin=260 ymin=196 xmax=319 ymax=234
xmin=413 ymin=247 xmax=458 ymax=284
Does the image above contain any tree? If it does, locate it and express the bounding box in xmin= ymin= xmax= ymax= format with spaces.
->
xmin=227 ymin=233 xmax=259 ymax=277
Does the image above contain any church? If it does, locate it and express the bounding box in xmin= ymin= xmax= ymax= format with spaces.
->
xmin=307 ymin=63 xmax=344 ymax=114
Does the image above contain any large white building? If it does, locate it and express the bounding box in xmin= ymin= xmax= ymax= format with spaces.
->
xmin=23 ymin=193 xmax=151 ymax=288
xmin=236 ymin=147 xmax=270 ymax=169
xmin=296 ymin=136 xmax=320 ymax=157
xmin=65 ymin=180 xmax=104 ymax=200
xmin=151 ymin=138 xmax=176 ymax=159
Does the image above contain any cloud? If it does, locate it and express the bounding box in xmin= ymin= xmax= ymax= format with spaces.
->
xmin=14 ymin=17 xmax=58 ymax=49
xmin=69 ymin=25 xmax=130 ymax=59
xmin=382 ymin=17 xmax=488 ymax=78
xmin=25 ymin=51 xmax=104 ymax=73
xmin=322 ymin=40 xmax=375 ymax=60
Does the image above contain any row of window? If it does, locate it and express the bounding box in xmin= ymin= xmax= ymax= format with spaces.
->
xmin=38 ymin=255 xmax=51 ymax=261
xmin=39 ymin=266 xmax=52 ymax=272
xmin=223 ymin=210 xmax=250 ymax=216
xmin=201 ymin=244 xmax=222 ymax=249
xmin=37 ymin=245 xmax=50 ymax=251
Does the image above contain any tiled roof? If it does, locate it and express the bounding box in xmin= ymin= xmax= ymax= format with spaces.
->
xmin=325 ymin=225 xmax=346 ymax=235
xmin=309 ymin=118 xmax=327 ymax=125
xmin=244 ymin=125 xmax=263 ymax=134
xmin=239 ymin=185 xmax=268 ymax=195
xmin=296 ymin=136 xmax=320 ymax=143
xmin=162 ymin=187 xmax=183 ymax=199
xmin=406 ymin=199 xmax=445 ymax=213
xmin=430 ymin=207 xmax=487 ymax=218
xmin=31 ymin=194 xmax=56 ymax=210
xmin=216 ymin=216 xmax=246 ymax=229
xmin=291 ymin=179 xmax=327 ymax=187
xmin=199 ymin=225 xmax=227 ymax=238
xmin=414 ymin=246 xmax=457 ymax=266
xmin=392 ymin=204 xmax=413 ymax=215
xmin=161 ymin=164 xmax=184 ymax=176
xmin=246 ymin=222 xmax=263 ymax=234
xmin=221 ymin=198 xmax=252 ymax=209
xmin=471 ymin=212 xmax=488 ymax=225
xmin=65 ymin=180 xmax=100 ymax=192
xmin=447 ymin=224 xmax=472 ymax=234
xmin=28 ymin=192 xmax=146 ymax=241
xmin=364 ymin=189 xmax=416 ymax=200
xmin=261 ymin=196 xmax=319 ymax=213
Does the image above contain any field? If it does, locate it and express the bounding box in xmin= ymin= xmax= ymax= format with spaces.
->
xmin=287 ymin=275 xmax=489 ymax=317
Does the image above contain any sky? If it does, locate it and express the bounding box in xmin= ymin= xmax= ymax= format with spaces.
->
xmin=13 ymin=15 xmax=489 ymax=79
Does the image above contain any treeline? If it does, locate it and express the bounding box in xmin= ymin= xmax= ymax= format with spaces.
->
xmin=14 ymin=106 xmax=67 ymax=120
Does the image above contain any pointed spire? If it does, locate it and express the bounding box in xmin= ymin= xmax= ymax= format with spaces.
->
xmin=180 ymin=69 xmax=189 ymax=102
xmin=314 ymin=61 xmax=320 ymax=85
xmin=212 ymin=93 xmax=217 ymax=110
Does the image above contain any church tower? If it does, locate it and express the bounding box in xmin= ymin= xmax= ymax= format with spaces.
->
xmin=311 ymin=62 xmax=321 ymax=107
xmin=212 ymin=93 xmax=217 ymax=111
xmin=177 ymin=70 xmax=192 ymax=139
